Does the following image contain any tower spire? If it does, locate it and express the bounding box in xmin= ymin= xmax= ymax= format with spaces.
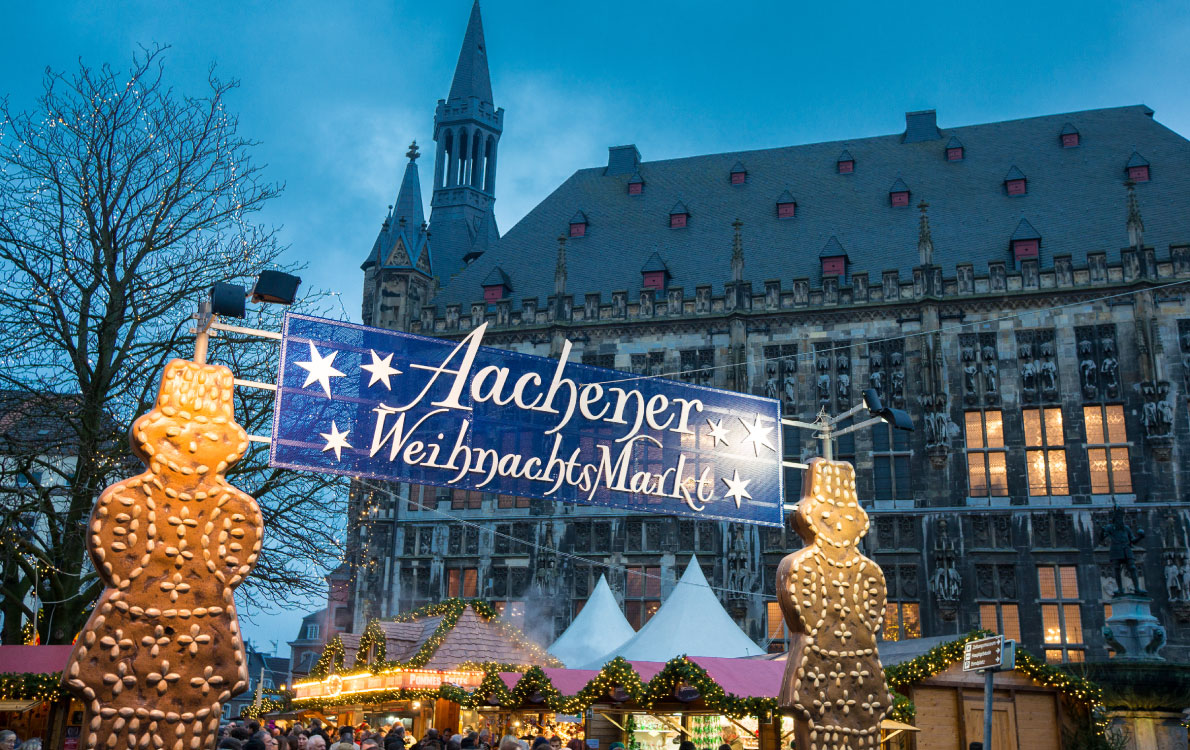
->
xmin=918 ymin=200 xmax=934 ymax=266
xmin=391 ymin=141 xmax=425 ymax=233
xmin=447 ymin=0 xmax=493 ymax=105
xmin=554 ymin=235 xmax=568 ymax=297
xmin=1126 ymin=180 xmax=1144 ymax=250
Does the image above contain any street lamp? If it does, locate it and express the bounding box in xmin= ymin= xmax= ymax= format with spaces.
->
xmin=780 ymin=388 xmax=913 ymax=464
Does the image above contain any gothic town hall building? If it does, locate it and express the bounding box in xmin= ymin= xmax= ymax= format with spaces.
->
xmin=348 ymin=0 xmax=1190 ymax=662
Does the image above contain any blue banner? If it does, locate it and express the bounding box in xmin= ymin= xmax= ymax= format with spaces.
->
xmin=269 ymin=313 xmax=784 ymax=526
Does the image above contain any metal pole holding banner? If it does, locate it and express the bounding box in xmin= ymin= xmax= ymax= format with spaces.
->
xmin=780 ymin=390 xmax=913 ymax=479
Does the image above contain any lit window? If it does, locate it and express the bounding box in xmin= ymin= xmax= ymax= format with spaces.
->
xmin=1084 ymin=405 xmax=1132 ymax=494
xmin=624 ymin=566 xmax=662 ymax=629
xmin=1024 ymin=408 xmax=1069 ymax=495
xmin=979 ymin=602 xmax=1021 ymax=641
xmin=447 ymin=567 xmax=479 ymax=598
xmin=1038 ymin=564 xmax=1084 ymax=662
xmin=881 ymin=602 xmax=921 ymax=641
xmin=766 ymin=602 xmax=786 ymax=653
xmin=965 ymin=410 xmax=1008 ymax=496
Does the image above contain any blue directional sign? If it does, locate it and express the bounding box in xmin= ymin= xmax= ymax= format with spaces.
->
xmin=269 ymin=313 xmax=784 ymax=526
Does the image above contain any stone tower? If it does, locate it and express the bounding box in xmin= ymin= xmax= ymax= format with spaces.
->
xmin=429 ymin=0 xmax=502 ymax=275
xmin=361 ymin=141 xmax=433 ymax=333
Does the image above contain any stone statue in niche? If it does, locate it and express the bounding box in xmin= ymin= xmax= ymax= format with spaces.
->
xmin=817 ymin=373 xmax=831 ymax=404
xmin=981 ymin=345 xmax=998 ymax=396
xmin=1100 ymin=338 xmax=1119 ymax=398
xmin=837 ymin=373 xmax=851 ymax=401
xmin=1102 ymin=506 xmax=1146 ymax=595
xmin=1079 ymin=341 xmax=1099 ymax=399
xmin=1040 ymin=358 xmax=1058 ymax=399
xmin=612 ymin=292 xmax=626 ymax=318
xmin=889 ymin=370 xmax=904 ymax=408
xmin=930 ymin=520 xmax=962 ymax=620
xmin=778 ymin=459 xmax=891 ymax=750
xmin=961 ymin=347 xmax=978 ymax=403
xmin=836 ymin=353 xmax=850 ymax=373
xmin=783 ymin=374 xmax=798 ymax=413
xmin=1020 ymin=359 xmax=1038 ymax=401
xmin=765 ymin=362 xmax=780 ymax=401
xmin=63 ymin=360 xmax=262 ymax=750
xmin=868 ymin=369 xmax=884 ymax=399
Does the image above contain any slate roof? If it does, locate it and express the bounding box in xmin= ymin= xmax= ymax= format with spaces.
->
xmin=946 ymin=135 xmax=964 ymax=149
xmin=446 ymin=0 xmax=493 ymax=105
xmin=1126 ymin=151 xmax=1150 ymax=168
xmin=428 ymin=105 xmax=1190 ymax=309
xmin=820 ymin=236 xmax=848 ymax=258
xmin=1060 ymin=122 xmax=1080 ymax=136
xmin=889 ymin=177 xmax=910 ymax=193
xmin=1011 ymin=218 xmax=1041 ymax=242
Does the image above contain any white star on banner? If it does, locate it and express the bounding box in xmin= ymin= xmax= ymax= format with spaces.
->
xmin=320 ymin=422 xmax=352 ymax=462
xmin=360 ymin=349 xmax=402 ymax=389
xmin=722 ymin=470 xmax=752 ymax=508
xmin=296 ymin=341 xmax=345 ymax=398
xmin=738 ymin=413 xmax=775 ymax=457
xmin=705 ymin=417 xmax=731 ymax=448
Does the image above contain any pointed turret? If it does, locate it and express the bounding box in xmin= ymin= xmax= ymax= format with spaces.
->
xmin=918 ymin=200 xmax=934 ymax=266
xmin=431 ymin=0 xmax=504 ymax=275
xmin=730 ymin=218 xmax=744 ymax=283
xmin=1126 ymin=181 xmax=1144 ymax=250
xmin=447 ymin=0 xmax=494 ymax=106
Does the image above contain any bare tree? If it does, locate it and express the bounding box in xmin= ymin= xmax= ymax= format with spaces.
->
xmin=0 ymin=46 xmax=346 ymax=644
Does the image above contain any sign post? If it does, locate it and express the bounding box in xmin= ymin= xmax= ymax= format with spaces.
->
xmin=962 ymin=635 xmax=1015 ymax=749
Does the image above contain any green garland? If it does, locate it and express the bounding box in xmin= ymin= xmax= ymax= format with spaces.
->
xmin=0 ymin=672 xmax=65 ymax=702
xmin=309 ymin=635 xmax=346 ymax=679
xmin=242 ymin=695 xmax=290 ymax=719
xmin=355 ymin=619 xmax=388 ymax=670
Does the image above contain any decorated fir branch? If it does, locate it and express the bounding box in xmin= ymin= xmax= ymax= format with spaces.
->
xmin=354 ymin=619 xmax=388 ymax=670
xmin=308 ymin=635 xmax=346 ymax=679
xmin=0 ymin=672 xmax=65 ymax=702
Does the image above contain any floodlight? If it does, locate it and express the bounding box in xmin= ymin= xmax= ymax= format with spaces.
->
xmin=863 ymin=387 xmax=914 ymax=431
xmin=251 ymin=270 xmax=302 ymax=305
xmin=210 ymin=283 xmax=246 ymax=318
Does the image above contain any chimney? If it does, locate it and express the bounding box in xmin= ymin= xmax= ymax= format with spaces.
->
xmin=903 ymin=109 xmax=941 ymax=143
xmin=606 ymin=144 xmax=642 ymax=176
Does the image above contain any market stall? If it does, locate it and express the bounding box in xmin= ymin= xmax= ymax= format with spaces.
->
xmin=0 ymin=646 xmax=85 ymax=750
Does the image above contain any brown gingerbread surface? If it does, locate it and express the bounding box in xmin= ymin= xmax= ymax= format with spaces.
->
xmin=63 ymin=360 xmax=263 ymax=750
xmin=777 ymin=458 xmax=891 ymax=750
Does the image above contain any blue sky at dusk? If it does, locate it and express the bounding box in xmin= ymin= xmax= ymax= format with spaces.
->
xmin=6 ymin=0 xmax=1190 ymax=654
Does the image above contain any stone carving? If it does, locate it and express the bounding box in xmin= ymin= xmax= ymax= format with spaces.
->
xmin=611 ymin=292 xmax=626 ymax=318
xmin=764 ymin=344 xmax=798 ymax=414
xmin=1141 ymin=381 xmax=1174 ymax=439
xmin=920 ymin=334 xmax=950 ymax=467
xmin=837 ymin=372 xmax=851 ymax=401
xmin=1179 ymin=322 xmax=1190 ymax=392
xmin=959 ymin=333 xmax=998 ymax=405
xmin=930 ymin=520 xmax=961 ymax=620
xmin=777 ymin=459 xmax=891 ymax=749
xmin=1102 ymin=505 xmax=1146 ymax=595
xmin=63 ymin=360 xmax=262 ymax=750
xmin=1076 ymin=325 xmax=1120 ymax=401
xmin=1017 ymin=330 xmax=1058 ymax=403
xmin=1161 ymin=517 xmax=1190 ymax=621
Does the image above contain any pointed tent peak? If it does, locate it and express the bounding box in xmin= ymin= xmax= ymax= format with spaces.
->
xmin=777 ymin=188 xmax=796 ymax=203
xmin=447 ymin=0 xmax=494 ymax=105
xmin=889 ymin=177 xmax=910 ymax=193
xmin=406 ymin=141 xmax=421 ymax=161
xmin=669 ymin=199 xmax=690 ymax=216
xmin=547 ymin=575 xmax=636 ymax=668
xmin=641 ymin=251 xmax=670 ymax=275
xmin=1011 ymin=218 xmax=1041 ymax=241
xmin=680 ymin=554 xmax=707 ymax=583
xmin=946 ymin=135 xmax=963 ymax=148
xmin=820 ymin=235 xmax=848 ymax=258
xmin=483 ymin=265 xmax=512 ymax=289
xmin=569 ymin=210 xmax=588 ymax=224
xmin=1060 ymin=122 xmax=1080 ymax=136
xmin=1004 ymin=165 xmax=1027 ymax=181
xmin=1126 ymin=151 xmax=1149 ymax=168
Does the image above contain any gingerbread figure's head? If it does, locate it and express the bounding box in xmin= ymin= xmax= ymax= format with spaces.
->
xmin=130 ymin=359 xmax=249 ymax=479
xmin=794 ymin=457 xmax=870 ymax=552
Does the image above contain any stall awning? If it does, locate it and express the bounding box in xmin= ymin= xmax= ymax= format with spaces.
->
xmin=499 ymin=655 xmax=784 ymax=700
xmin=0 ymin=645 xmax=72 ymax=674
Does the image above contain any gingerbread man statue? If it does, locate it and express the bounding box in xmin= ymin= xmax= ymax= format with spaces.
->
xmin=63 ymin=360 xmax=263 ymax=750
xmin=777 ymin=458 xmax=891 ymax=750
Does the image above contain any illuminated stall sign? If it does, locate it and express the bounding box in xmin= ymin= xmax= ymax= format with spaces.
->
xmin=271 ymin=314 xmax=783 ymax=527
xmin=293 ymin=669 xmax=485 ymax=701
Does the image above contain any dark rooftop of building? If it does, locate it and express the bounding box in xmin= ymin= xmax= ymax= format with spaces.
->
xmin=429 ymin=105 xmax=1190 ymax=310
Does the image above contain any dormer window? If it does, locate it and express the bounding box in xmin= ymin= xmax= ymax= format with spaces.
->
xmin=1126 ymin=152 xmax=1150 ymax=182
xmin=569 ymin=210 xmax=588 ymax=238
xmin=1004 ymin=166 xmax=1027 ymax=196
xmin=628 ymin=171 xmax=644 ymax=195
xmin=1010 ymin=218 xmax=1041 ymax=264
xmin=641 ymin=252 xmax=670 ymax=290
xmin=945 ymin=136 xmax=964 ymax=161
xmin=889 ymin=178 xmax=910 ymax=207
xmin=730 ymin=161 xmax=747 ymax=185
xmin=820 ymin=236 xmax=849 ymax=278
xmin=836 ymin=150 xmax=855 ymax=174
xmin=1060 ymin=123 xmax=1080 ymax=148
xmin=669 ymin=200 xmax=690 ymax=229
xmin=481 ymin=266 xmax=512 ymax=302
xmin=776 ymin=189 xmax=797 ymax=219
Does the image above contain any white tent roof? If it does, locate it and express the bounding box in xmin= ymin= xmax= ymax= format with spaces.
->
xmin=579 ymin=556 xmax=764 ymax=668
xmin=548 ymin=574 xmax=636 ymax=668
